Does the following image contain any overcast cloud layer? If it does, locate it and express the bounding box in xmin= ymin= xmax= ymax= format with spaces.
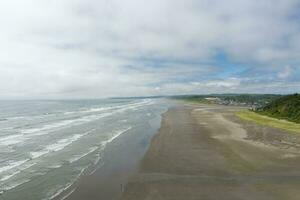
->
xmin=0 ymin=0 xmax=300 ymax=99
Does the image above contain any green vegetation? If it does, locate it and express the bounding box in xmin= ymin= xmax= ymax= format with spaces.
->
xmin=236 ymin=110 xmax=300 ymax=134
xmin=257 ymin=93 xmax=300 ymax=123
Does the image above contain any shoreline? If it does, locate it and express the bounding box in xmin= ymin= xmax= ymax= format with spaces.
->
xmin=55 ymin=108 xmax=167 ymax=200
xmin=121 ymin=104 xmax=300 ymax=200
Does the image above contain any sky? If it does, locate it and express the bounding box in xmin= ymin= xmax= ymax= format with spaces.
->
xmin=0 ymin=0 xmax=300 ymax=99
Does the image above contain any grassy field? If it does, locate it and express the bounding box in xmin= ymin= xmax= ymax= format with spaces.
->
xmin=236 ymin=110 xmax=300 ymax=134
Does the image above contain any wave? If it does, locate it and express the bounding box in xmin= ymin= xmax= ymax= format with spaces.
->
xmin=0 ymin=162 xmax=36 ymax=182
xmin=68 ymin=146 xmax=99 ymax=163
xmin=114 ymin=100 xmax=154 ymax=114
xmin=30 ymin=129 xmax=94 ymax=159
xmin=64 ymin=106 xmax=115 ymax=115
xmin=101 ymin=127 xmax=132 ymax=147
xmin=0 ymin=118 xmax=88 ymax=147
xmin=47 ymin=182 xmax=73 ymax=200
xmin=63 ymin=99 xmax=154 ymax=116
xmin=0 ymin=170 xmax=21 ymax=182
xmin=1 ymin=99 xmax=153 ymax=147
xmin=49 ymin=126 xmax=133 ymax=199
xmin=20 ymin=119 xmax=84 ymax=135
xmin=47 ymin=168 xmax=86 ymax=200
xmin=47 ymin=164 xmax=62 ymax=169
xmin=0 ymin=114 xmax=106 ymax=147
xmin=4 ymin=116 xmax=26 ymax=121
xmin=0 ymin=159 xmax=29 ymax=174
xmin=0 ymin=129 xmax=94 ymax=185
xmin=3 ymin=99 xmax=153 ymax=126
xmin=60 ymin=188 xmax=77 ymax=200
xmin=20 ymin=112 xmax=113 ymax=137
xmin=0 ymin=134 xmax=25 ymax=146
xmin=0 ymin=99 xmax=160 ymax=198
xmin=0 ymin=179 xmax=31 ymax=193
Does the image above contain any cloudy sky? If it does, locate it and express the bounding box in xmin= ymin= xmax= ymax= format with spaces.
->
xmin=0 ymin=0 xmax=300 ymax=99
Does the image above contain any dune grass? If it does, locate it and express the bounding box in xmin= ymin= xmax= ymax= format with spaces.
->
xmin=236 ymin=110 xmax=300 ymax=134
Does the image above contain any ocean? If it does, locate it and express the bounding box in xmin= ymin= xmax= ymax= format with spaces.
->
xmin=0 ymin=98 xmax=169 ymax=200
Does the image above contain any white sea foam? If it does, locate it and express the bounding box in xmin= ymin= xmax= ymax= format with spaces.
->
xmin=11 ymin=100 xmax=152 ymax=146
xmin=21 ymin=119 xmax=80 ymax=135
xmin=47 ymin=182 xmax=73 ymax=200
xmin=30 ymin=134 xmax=82 ymax=159
xmin=0 ymin=162 xmax=36 ymax=182
xmin=63 ymin=106 xmax=115 ymax=115
xmin=64 ymin=100 xmax=153 ymax=116
xmin=30 ymin=150 xmax=49 ymax=159
xmin=114 ymin=100 xmax=154 ymax=114
xmin=48 ymin=168 xmax=85 ymax=200
xmin=3 ymin=116 xmax=99 ymax=147
xmin=82 ymin=106 xmax=115 ymax=113
xmin=21 ymin=112 xmax=113 ymax=136
xmin=88 ymin=127 xmax=133 ymax=168
xmin=101 ymin=127 xmax=132 ymax=147
xmin=0 ymin=134 xmax=25 ymax=146
xmin=93 ymin=154 xmax=102 ymax=165
xmin=68 ymin=146 xmax=99 ymax=163
xmin=6 ymin=116 xmax=26 ymax=120
xmin=0 ymin=171 xmax=21 ymax=181
xmin=0 ymin=179 xmax=31 ymax=192
xmin=48 ymin=164 xmax=62 ymax=169
xmin=61 ymin=188 xmax=77 ymax=200
xmin=0 ymin=99 xmax=160 ymax=199
xmin=30 ymin=129 xmax=94 ymax=159
xmin=0 ymin=159 xmax=29 ymax=174
xmin=0 ymin=120 xmax=81 ymax=146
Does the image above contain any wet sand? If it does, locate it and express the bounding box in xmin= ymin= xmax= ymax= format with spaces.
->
xmin=64 ymin=115 xmax=161 ymax=200
xmin=121 ymin=104 xmax=300 ymax=200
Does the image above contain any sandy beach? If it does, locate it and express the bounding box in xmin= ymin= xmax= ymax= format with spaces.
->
xmin=121 ymin=104 xmax=300 ymax=200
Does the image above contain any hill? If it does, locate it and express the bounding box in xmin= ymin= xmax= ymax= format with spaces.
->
xmin=258 ymin=93 xmax=300 ymax=123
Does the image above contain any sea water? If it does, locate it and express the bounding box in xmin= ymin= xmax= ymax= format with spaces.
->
xmin=0 ymin=98 xmax=169 ymax=199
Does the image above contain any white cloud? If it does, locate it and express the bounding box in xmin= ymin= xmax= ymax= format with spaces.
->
xmin=0 ymin=0 xmax=299 ymax=98
xmin=277 ymin=65 xmax=292 ymax=79
xmin=205 ymin=78 xmax=241 ymax=88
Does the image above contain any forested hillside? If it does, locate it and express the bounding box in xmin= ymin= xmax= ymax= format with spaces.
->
xmin=258 ymin=93 xmax=300 ymax=123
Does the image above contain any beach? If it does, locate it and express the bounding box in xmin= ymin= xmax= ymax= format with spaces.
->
xmin=2 ymin=101 xmax=300 ymax=199
xmin=1 ymin=0 xmax=299 ymax=199
xmin=121 ymin=104 xmax=300 ymax=200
